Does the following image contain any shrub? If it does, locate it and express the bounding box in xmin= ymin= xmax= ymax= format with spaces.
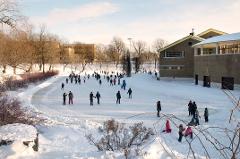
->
xmin=86 ymin=119 xmax=154 ymax=159
xmin=0 ymin=95 xmax=43 ymax=126
xmin=1 ymin=71 xmax=58 ymax=91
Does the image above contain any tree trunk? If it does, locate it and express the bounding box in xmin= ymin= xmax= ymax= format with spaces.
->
xmin=13 ymin=66 xmax=16 ymax=74
xmin=3 ymin=65 xmax=6 ymax=73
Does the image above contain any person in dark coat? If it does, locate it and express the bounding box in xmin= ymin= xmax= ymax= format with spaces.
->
xmin=66 ymin=78 xmax=68 ymax=84
xmin=68 ymin=91 xmax=73 ymax=105
xmin=99 ymin=80 xmax=102 ymax=85
xmin=178 ymin=124 xmax=185 ymax=142
xmin=110 ymin=79 xmax=113 ymax=86
xmin=96 ymin=92 xmax=101 ymax=104
xmin=122 ymin=80 xmax=126 ymax=90
xmin=116 ymin=91 xmax=121 ymax=104
xmin=204 ymin=107 xmax=209 ymax=122
xmin=192 ymin=102 xmax=197 ymax=118
xmin=63 ymin=92 xmax=67 ymax=105
xmin=188 ymin=100 xmax=193 ymax=116
xmin=157 ymin=101 xmax=161 ymax=117
xmin=195 ymin=109 xmax=200 ymax=125
xmin=61 ymin=83 xmax=64 ymax=90
xmin=90 ymin=92 xmax=94 ymax=106
xmin=127 ymin=88 xmax=132 ymax=99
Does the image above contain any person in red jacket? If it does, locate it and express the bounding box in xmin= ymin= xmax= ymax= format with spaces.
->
xmin=184 ymin=126 xmax=193 ymax=139
xmin=162 ymin=119 xmax=172 ymax=133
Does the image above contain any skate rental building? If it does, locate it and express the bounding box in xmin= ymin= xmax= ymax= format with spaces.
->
xmin=159 ymin=29 xmax=240 ymax=90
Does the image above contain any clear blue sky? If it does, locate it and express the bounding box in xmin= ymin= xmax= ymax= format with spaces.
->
xmin=20 ymin=0 xmax=240 ymax=44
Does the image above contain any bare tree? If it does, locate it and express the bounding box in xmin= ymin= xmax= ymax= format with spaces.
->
xmin=132 ymin=40 xmax=146 ymax=72
xmin=110 ymin=37 xmax=126 ymax=67
xmin=133 ymin=40 xmax=146 ymax=56
xmin=95 ymin=44 xmax=108 ymax=68
xmin=152 ymin=38 xmax=168 ymax=70
xmin=0 ymin=0 xmax=19 ymax=27
xmin=152 ymin=38 xmax=168 ymax=54
xmin=33 ymin=25 xmax=59 ymax=73
xmin=152 ymin=39 xmax=168 ymax=69
xmin=0 ymin=30 xmax=8 ymax=73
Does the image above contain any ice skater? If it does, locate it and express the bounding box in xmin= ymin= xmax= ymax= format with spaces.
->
xmin=157 ymin=101 xmax=161 ymax=117
xmin=63 ymin=92 xmax=67 ymax=105
xmin=116 ymin=91 xmax=121 ymax=104
xmin=90 ymin=92 xmax=94 ymax=106
xmin=96 ymin=91 xmax=101 ymax=104
xmin=68 ymin=91 xmax=74 ymax=105
xmin=127 ymin=88 xmax=132 ymax=99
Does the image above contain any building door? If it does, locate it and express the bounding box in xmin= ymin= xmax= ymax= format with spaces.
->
xmin=222 ymin=77 xmax=234 ymax=90
xmin=195 ymin=74 xmax=198 ymax=85
xmin=203 ymin=76 xmax=211 ymax=87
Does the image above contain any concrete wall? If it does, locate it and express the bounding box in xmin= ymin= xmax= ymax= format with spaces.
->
xmin=194 ymin=54 xmax=240 ymax=84
xmin=159 ymin=38 xmax=200 ymax=77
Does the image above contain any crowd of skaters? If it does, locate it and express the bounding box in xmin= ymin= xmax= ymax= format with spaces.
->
xmin=61 ymin=71 xmax=133 ymax=106
xmin=62 ymin=70 xmax=211 ymax=143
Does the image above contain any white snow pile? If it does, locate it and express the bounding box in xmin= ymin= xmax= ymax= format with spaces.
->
xmin=0 ymin=124 xmax=38 ymax=159
xmin=0 ymin=123 xmax=37 ymax=142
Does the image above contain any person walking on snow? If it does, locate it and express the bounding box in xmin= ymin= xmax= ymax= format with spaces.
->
xmin=96 ymin=92 xmax=101 ymax=104
xmin=192 ymin=101 xmax=197 ymax=118
xmin=110 ymin=79 xmax=113 ymax=86
xmin=66 ymin=78 xmax=68 ymax=84
xmin=178 ymin=124 xmax=185 ymax=142
xmin=188 ymin=100 xmax=192 ymax=116
xmin=157 ymin=101 xmax=161 ymax=117
xmin=61 ymin=83 xmax=65 ymax=90
xmin=127 ymin=88 xmax=132 ymax=98
xmin=204 ymin=107 xmax=209 ymax=122
xmin=195 ymin=109 xmax=200 ymax=125
xmin=116 ymin=91 xmax=121 ymax=104
xmin=122 ymin=80 xmax=126 ymax=90
xmin=90 ymin=92 xmax=94 ymax=106
xmin=63 ymin=92 xmax=67 ymax=105
xmin=68 ymin=91 xmax=74 ymax=105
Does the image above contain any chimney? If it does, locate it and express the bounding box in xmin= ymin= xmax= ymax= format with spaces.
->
xmin=190 ymin=28 xmax=195 ymax=36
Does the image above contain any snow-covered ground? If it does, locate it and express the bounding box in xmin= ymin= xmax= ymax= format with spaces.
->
xmin=1 ymin=64 xmax=240 ymax=159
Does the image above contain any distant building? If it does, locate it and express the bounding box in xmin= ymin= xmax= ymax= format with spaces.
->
xmin=73 ymin=43 xmax=95 ymax=62
xmin=159 ymin=28 xmax=226 ymax=78
xmin=62 ymin=43 xmax=96 ymax=63
xmin=193 ymin=32 xmax=240 ymax=89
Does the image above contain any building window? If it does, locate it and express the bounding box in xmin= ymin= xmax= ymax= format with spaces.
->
xmin=164 ymin=52 xmax=184 ymax=58
xmin=203 ymin=48 xmax=216 ymax=55
xmin=160 ymin=65 xmax=184 ymax=70
xmin=188 ymin=42 xmax=193 ymax=46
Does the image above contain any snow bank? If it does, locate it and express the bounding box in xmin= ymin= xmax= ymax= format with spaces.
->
xmin=0 ymin=123 xmax=37 ymax=142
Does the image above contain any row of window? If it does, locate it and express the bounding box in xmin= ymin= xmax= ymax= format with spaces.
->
xmin=163 ymin=52 xmax=185 ymax=58
xmin=195 ymin=43 xmax=240 ymax=55
xmin=160 ymin=65 xmax=184 ymax=70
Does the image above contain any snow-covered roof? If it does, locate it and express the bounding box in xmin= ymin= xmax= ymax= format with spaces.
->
xmin=160 ymin=35 xmax=204 ymax=52
xmin=193 ymin=32 xmax=240 ymax=47
xmin=197 ymin=28 xmax=227 ymax=37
